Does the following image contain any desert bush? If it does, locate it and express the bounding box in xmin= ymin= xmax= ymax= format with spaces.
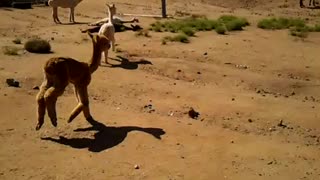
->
xmin=290 ymin=26 xmax=309 ymax=38
xmin=24 ymin=38 xmax=51 ymax=53
xmin=2 ymin=46 xmax=19 ymax=56
xmin=218 ymin=15 xmax=249 ymax=31
xmin=162 ymin=34 xmax=190 ymax=44
xmin=12 ymin=38 xmax=22 ymax=44
xmin=257 ymin=17 xmax=306 ymax=30
xmin=180 ymin=27 xmax=195 ymax=36
xmin=258 ymin=17 xmax=320 ymax=37
xmin=149 ymin=15 xmax=248 ymax=36
xmin=313 ymin=24 xmax=320 ymax=32
xmin=215 ymin=25 xmax=227 ymax=34
xmin=135 ymin=30 xmax=151 ymax=37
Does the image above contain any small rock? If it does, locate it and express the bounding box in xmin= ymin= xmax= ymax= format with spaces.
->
xmin=33 ymin=86 xmax=39 ymax=90
xmin=134 ymin=164 xmax=140 ymax=169
xmin=51 ymin=37 xmax=54 ymax=40
xmin=6 ymin=78 xmax=19 ymax=87
xmin=248 ymin=119 xmax=253 ymax=123
xmin=197 ymin=71 xmax=201 ymax=74
xmin=177 ymin=69 xmax=182 ymax=72
xmin=256 ymin=89 xmax=261 ymax=94
xmin=278 ymin=119 xmax=287 ymax=128
xmin=231 ymin=98 xmax=235 ymax=101
xmin=188 ymin=107 xmax=200 ymax=119
xmin=267 ymin=161 xmax=273 ymax=165
xmin=203 ymin=52 xmax=208 ymax=56
xmin=291 ymin=91 xmax=295 ymax=96
xmin=231 ymin=140 xmax=234 ymax=143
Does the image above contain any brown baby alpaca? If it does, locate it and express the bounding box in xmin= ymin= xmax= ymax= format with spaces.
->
xmin=35 ymin=32 xmax=110 ymax=130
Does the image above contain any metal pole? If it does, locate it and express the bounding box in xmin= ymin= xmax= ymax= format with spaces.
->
xmin=161 ymin=0 xmax=167 ymax=18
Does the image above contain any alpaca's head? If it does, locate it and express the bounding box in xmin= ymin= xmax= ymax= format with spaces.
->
xmin=132 ymin=17 xmax=139 ymax=23
xmin=106 ymin=3 xmax=116 ymax=16
xmin=88 ymin=32 xmax=110 ymax=51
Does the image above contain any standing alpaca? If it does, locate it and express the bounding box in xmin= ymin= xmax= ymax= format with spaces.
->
xmin=48 ymin=0 xmax=83 ymax=24
xmin=35 ymin=32 xmax=111 ymax=131
xmin=300 ymin=0 xmax=317 ymax=7
xmin=98 ymin=4 xmax=116 ymax=64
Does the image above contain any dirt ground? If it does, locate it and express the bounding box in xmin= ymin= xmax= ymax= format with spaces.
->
xmin=0 ymin=0 xmax=320 ymax=179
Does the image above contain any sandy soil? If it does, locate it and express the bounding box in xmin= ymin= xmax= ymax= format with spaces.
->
xmin=0 ymin=0 xmax=320 ymax=179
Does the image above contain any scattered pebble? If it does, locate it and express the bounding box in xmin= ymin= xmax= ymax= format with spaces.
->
xmin=134 ymin=164 xmax=140 ymax=169
xmin=203 ymin=52 xmax=208 ymax=55
xmin=188 ymin=107 xmax=200 ymax=119
xmin=248 ymin=119 xmax=253 ymax=123
xmin=33 ymin=86 xmax=39 ymax=90
xmin=6 ymin=78 xmax=19 ymax=87
xmin=278 ymin=119 xmax=287 ymax=128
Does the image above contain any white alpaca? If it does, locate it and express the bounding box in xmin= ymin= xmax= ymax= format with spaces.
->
xmin=48 ymin=0 xmax=84 ymax=24
xmin=98 ymin=4 xmax=116 ymax=64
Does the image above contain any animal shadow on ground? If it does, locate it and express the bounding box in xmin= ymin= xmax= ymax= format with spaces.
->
xmin=41 ymin=118 xmax=165 ymax=152
xmin=105 ymin=55 xmax=153 ymax=70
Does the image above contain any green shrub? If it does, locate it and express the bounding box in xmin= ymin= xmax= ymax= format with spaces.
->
xmin=172 ymin=34 xmax=189 ymax=43
xmin=257 ymin=17 xmax=306 ymax=30
xmin=215 ymin=25 xmax=227 ymax=34
xmin=135 ymin=30 xmax=151 ymax=37
xmin=12 ymin=38 xmax=22 ymax=44
xmin=2 ymin=46 xmax=19 ymax=56
xmin=24 ymin=38 xmax=51 ymax=53
xmin=290 ymin=26 xmax=309 ymax=38
xmin=313 ymin=24 xmax=320 ymax=32
xmin=180 ymin=27 xmax=195 ymax=36
xmin=162 ymin=34 xmax=189 ymax=43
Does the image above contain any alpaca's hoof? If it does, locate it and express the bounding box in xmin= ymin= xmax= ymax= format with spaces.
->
xmin=51 ymin=120 xmax=57 ymax=127
xmin=35 ymin=123 xmax=43 ymax=131
xmin=67 ymin=118 xmax=73 ymax=123
xmin=86 ymin=116 xmax=94 ymax=121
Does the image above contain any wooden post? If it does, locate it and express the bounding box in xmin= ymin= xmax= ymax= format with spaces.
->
xmin=161 ymin=0 xmax=167 ymax=18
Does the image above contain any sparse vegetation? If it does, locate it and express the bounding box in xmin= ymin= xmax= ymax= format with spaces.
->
xmin=150 ymin=15 xmax=249 ymax=43
xmin=135 ymin=30 xmax=151 ymax=37
xmin=2 ymin=46 xmax=19 ymax=56
xmin=162 ymin=34 xmax=190 ymax=44
xmin=215 ymin=25 xmax=227 ymax=34
xmin=218 ymin=15 xmax=249 ymax=31
xmin=12 ymin=38 xmax=22 ymax=44
xmin=257 ymin=17 xmax=306 ymax=30
xmin=258 ymin=17 xmax=320 ymax=38
xmin=24 ymin=38 xmax=51 ymax=53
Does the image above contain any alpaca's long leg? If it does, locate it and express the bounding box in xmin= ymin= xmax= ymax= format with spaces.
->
xmin=68 ymin=85 xmax=93 ymax=123
xmin=109 ymin=32 xmax=116 ymax=52
xmin=35 ymin=80 xmax=50 ymax=130
xmin=70 ymin=7 xmax=75 ymax=23
xmin=53 ymin=7 xmax=61 ymax=24
xmin=300 ymin=0 xmax=305 ymax=7
xmin=74 ymin=85 xmax=79 ymax=102
xmin=44 ymin=85 xmax=66 ymax=128
xmin=103 ymin=49 xmax=109 ymax=64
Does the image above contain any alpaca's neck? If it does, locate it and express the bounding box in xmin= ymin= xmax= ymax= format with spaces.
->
xmin=108 ymin=6 xmax=113 ymax=24
xmin=88 ymin=42 xmax=102 ymax=74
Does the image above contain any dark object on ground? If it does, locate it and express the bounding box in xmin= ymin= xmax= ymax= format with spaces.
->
xmin=6 ymin=78 xmax=20 ymax=87
xmin=24 ymin=38 xmax=51 ymax=53
xmin=188 ymin=107 xmax=200 ymax=119
xmin=81 ymin=24 xmax=143 ymax=33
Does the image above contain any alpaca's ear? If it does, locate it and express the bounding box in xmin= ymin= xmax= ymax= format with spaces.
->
xmin=111 ymin=4 xmax=115 ymax=8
